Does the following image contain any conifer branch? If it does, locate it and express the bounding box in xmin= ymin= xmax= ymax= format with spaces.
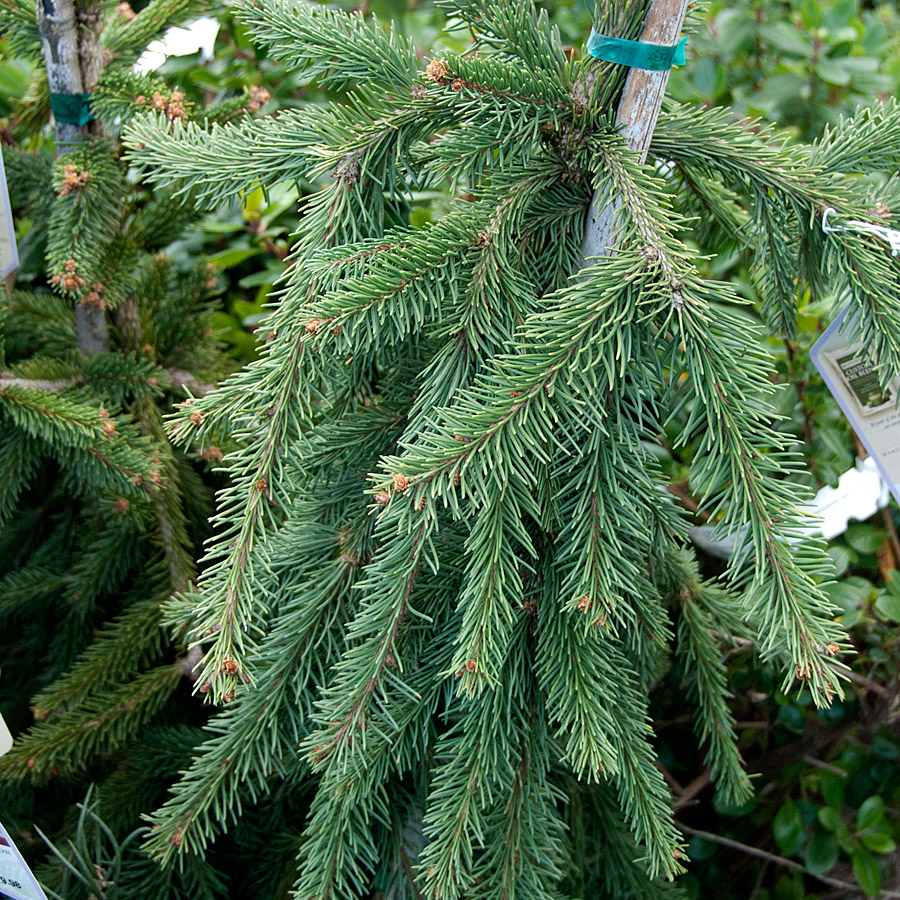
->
xmin=0 ymin=664 xmax=181 ymax=782
xmin=145 ymin=519 xmax=369 ymax=862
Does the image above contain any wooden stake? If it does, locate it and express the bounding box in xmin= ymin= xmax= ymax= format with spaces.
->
xmin=36 ymin=0 xmax=109 ymax=354
xmin=579 ymin=0 xmax=690 ymax=264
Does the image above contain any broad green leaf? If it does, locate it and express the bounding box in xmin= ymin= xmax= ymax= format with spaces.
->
xmin=874 ymin=590 xmax=900 ymax=623
xmin=860 ymin=832 xmax=896 ymax=854
xmin=206 ymin=248 xmax=259 ymax=269
xmin=845 ymin=525 xmax=884 ymax=555
xmin=773 ymin=800 xmax=806 ymax=856
xmin=805 ymin=828 xmax=838 ymax=875
xmin=856 ymin=796 xmax=884 ymax=832
xmin=852 ymin=849 xmax=882 ymax=898
xmin=818 ymin=807 xmax=843 ymax=832
xmin=819 ymin=774 xmax=846 ymax=810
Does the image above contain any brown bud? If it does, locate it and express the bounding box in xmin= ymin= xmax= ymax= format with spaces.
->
xmin=465 ymin=658 xmax=476 ymax=673
xmin=392 ymin=473 xmax=409 ymax=492
xmin=305 ymin=318 xmax=322 ymax=334
xmin=576 ymin=595 xmax=590 ymax=611
xmin=113 ymin=498 xmax=130 ymax=514
xmin=824 ymin=642 xmax=841 ymax=657
xmin=198 ymin=681 xmax=212 ymax=693
xmin=450 ymin=78 xmax=464 ymax=91
xmin=222 ymin=658 xmax=239 ymax=675
xmin=374 ymin=489 xmax=391 ymax=505
xmin=101 ymin=420 xmax=116 ymax=436
xmin=425 ymin=59 xmax=449 ymax=84
xmin=79 ymin=291 xmax=102 ymax=307
xmin=190 ymin=410 xmax=204 ymax=426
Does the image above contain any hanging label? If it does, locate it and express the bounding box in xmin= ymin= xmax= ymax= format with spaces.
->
xmin=811 ymin=304 xmax=900 ymax=506
xmin=0 ymin=822 xmax=48 ymax=900
xmin=0 ymin=714 xmax=11 ymax=758
xmin=0 ymin=150 xmax=18 ymax=296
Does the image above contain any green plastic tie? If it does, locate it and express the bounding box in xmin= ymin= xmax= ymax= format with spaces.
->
xmin=49 ymin=93 xmax=93 ymax=126
xmin=586 ymin=30 xmax=687 ymax=71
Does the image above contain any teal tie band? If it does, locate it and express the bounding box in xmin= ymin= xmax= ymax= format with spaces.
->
xmin=586 ymin=30 xmax=687 ymax=71
xmin=49 ymin=93 xmax=94 ymax=126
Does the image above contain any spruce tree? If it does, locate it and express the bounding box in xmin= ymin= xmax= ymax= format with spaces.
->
xmin=7 ymin=0 xmax=900 ymax=894
xmin=0 ymin=0 xmax=265 ymax=888
xmin=123 ymin=0 xmax=900 ymax=895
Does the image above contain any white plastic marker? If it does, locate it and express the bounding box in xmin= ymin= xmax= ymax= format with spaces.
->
xmin=690 ymin=457 xmax=891 ymax=559
xmin=0 ymin=149 xmax=18 ymax=296
xmin=0 ymin=822 xmax=49 ymax=900
xmin=0 ymin=714 xmax=11 ymax=758
xmin=815 ymin=207 xmax=900 ymax=504
xmin=810 ymin=306 xmax=900 ymax=506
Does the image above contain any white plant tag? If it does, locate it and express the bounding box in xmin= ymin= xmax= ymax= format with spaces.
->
xmin=811 ymin=304 xmax=900 ymax=506
xmin=0 ymin=714 xmax=11 ymax=758
xmin=0 ymin=821 xmax=48 ymax=900
xmin=0 ymin=150 xmax=18 ymax=295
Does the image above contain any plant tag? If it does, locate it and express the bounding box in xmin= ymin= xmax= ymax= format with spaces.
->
xmin=811 ymin=304 xmax=900 ymax=506
xmin=0 ymin=821 xmax=48 ymax=900
xmin=0 ymin=714 xmax=11 ymax=758
xmin=0 ymin=150 xmax=18 ymax=296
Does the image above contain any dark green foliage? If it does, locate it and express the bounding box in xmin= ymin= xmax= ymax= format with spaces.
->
xmin=114 ymin=0 xmax=900 ymax=896
xmin=0 ymin=0 xmax=269 ymax=881
xmin=3 ymin=0 xmax=900 ymax=898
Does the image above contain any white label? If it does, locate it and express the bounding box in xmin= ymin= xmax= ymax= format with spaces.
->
xmin=811 ymin=305 xmax=900 ymax=506
xmin=0 ymin=822 xmax=48 ymax=900
xmin=0 ymin=150 xmax=18 ymax=284
xmin=0 ymin=714 xmax=11 ymax=758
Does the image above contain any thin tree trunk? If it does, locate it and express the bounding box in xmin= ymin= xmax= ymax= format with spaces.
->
xmin=36 ymin=0 xmax=109 ymax=353
xmin=579 ymin=0 xmax=690 ymax=263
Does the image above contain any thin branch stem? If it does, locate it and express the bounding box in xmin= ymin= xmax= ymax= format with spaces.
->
xmin=676 ymin=822 xmax=900 ymax=898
